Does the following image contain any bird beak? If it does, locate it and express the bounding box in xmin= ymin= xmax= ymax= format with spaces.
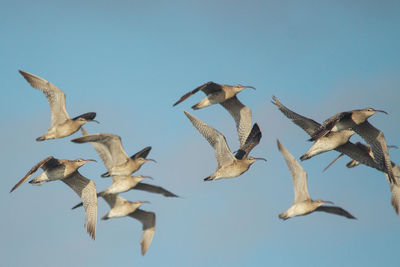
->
xmin=255 ymin=157 xmax=267 ymax=162
xmin=375 ymin=109 xmax=388 ymax=114
xmin=140 ymin=201 xmax=151 ymax=204
xmin=142 ymin=176 xmax=153 ymax=180
xmin=243 ymin=85 xmax=256 ymax=90
xmin=89 ymin=119 xmax=100 ymax=124
xmin=145 ymin=158 xmax=157 ymax=163
xmin=84 ymin=159 xmax=97 ymax=163
xmin=323 ymin=201 xmax=334 ymax=205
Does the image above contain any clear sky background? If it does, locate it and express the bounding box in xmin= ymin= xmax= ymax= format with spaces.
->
xmin=2 ymin=1 xmax=400 ymax=266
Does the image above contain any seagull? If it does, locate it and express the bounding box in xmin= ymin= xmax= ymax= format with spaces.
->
xmin=184 ymin=111 xmax=265 ymax=181
xmin=277 ymin=139 xmax=356 ymax=220
xmin=71 ymin=130 xmax=155 ymax=178
xmin=10 ymin=156 xmax=97 ymax=239
xmin=18 ymin=70 xmax=98 ymax=141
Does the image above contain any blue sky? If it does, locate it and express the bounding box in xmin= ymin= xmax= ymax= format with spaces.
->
xmin=2 ymin=1 xmax=400 ymax=266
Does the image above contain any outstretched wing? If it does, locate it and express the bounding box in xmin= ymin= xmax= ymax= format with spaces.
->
xmin=309 ymin=112 xmax=352 ymax=141
xmin=220 ymin=96 xmax=252 ymax=148
xmin=10 ymin=156 xmax=54 ymax=193
xmin=133 ymin=183 xmax=178 ymax=197
xmin=353 ymin=121 xmax=396 ymax=184
xmin=184 ymin=111 xmax=235 ymax=168
xmin=131 ymin=146 xmax=152 ymax=160
xmin=129 ymin=209 xmax=156 ymax=255
xmin=62 ymin=171 xmax=97 ymax=240
xmin=72 ymin=133 xmax=129 ymax=170
xmin=235 ymin=123 xmax=262 ymax=159
xmin=271 ymin=96 xmax=320 ymax=136
xmin=277 ymin=139 xmax=310 ymax=203
xmin=315 ymin=205 xmax=356 ymax=219
xmin=19 ymin=70 xmax=70 ymax=127
xmin=173 ymin=82 xmax=222 ymax=106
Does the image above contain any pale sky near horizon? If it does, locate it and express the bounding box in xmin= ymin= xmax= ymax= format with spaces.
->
xmin=2 ymin=1 xmax=400 ymax=266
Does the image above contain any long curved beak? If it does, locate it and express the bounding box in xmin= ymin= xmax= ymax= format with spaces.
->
xmin=375 ymin=109 xmax=388 ymax=114
xmin=142 ymin=175 xmax=153 ymax=180
xmin=84 ymin=159 xmax=97 ymax=163
xmin=243 ymin=86 xmax=256 ymax=90
xmin=323 ymin=200 xmax=334 ymax=205
xmin=140 ymin=201 xmax=151 ymax=204
xmin=255 ymin=157 xmax=267 ymax=162
xmin=145 ymin=158 xmax=157 ymax=163
xmin=89 ymin=119 xmax=100 ymax=124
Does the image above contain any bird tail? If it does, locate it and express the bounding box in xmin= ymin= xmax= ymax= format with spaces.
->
xmin=71 ymin=202 xmax=83 ymax=209
xmin=278 ymin=212 xmax=289 ymax=220
xmin=101 ymin=172 xmax=110 ymax=178
xmin=204 ymin=176 xmax=213 ymax=181
xmin=36 ymin=135 xmax=45 ymax=141
xmin=299 ymin=154 xmax=309 ymax=161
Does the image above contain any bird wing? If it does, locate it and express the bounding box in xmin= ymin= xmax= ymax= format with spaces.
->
xmin=101 ymin=193 xmax=126 ymax=208
xmin=131 ymin=146 xmax=152 ymax=160
xmin=277 ymin=139 xmax=310 ymax=203
xmin=62 ymin=171 xmax=97 ymax=240
xmin=10 ymin=156 xmax=55 ymax=193
xmin=271 ymin=96 xmax=320 ymax=136
xmin=173 ymin=82 xmax=222 ymax=106
xmin=235 ymin=123 xmax=262 ymax=159
xmin=220 ymin=96 xmax=252 ymax=148
xmin=184 ymin=111 xmax=235 ymax=168
xmin=272 ymin=96 xmax=391 ymax=174
xmin=309 ymin=112 xmax=352 ymax=141
xmin=353 ymin=121 xmax=396 ymax=184
xmin=314 ymin=205 xmax=356 ymax=219
xmin=129 ymin=209 xmax=156 ymax=255
xmin=19 ymin=70 xmax=70 ymax=128
xmin=133 ymin=183 xmax=178 ymax=197
xmin=71 ymin=133 xmax=129 ymax=170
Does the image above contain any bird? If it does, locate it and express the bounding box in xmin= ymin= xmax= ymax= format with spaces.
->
xmin=173 ymin=81 xmax=255 ymax=110
xmin=272 ymin=96 xmax=400 ymax=214
xmin=323 ymin=143 xmax=398 ymax=171
xmin=10 ymin=156 xmax=97 ymax=239
xmin=71 ymin=175 xmax=178 ymax=209
xmin=300 ymin=130 xmax=355 ymax=161
xmin=309 ymin=107 xmax=387 ymax=142
xmin=75 ymin=194 xmax=155 ymax=255
xmin=18 ymin=70 xmax=98 ymax=141
xmin=277 ymin=139 xmax=356 ymax=220
xmin=184 ymin=111 xmax=265 ymax=181
xmin=71 ymin=130 xmax=156 ymax=178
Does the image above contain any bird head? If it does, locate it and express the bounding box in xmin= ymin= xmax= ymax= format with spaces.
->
xmin=72 ymin=112 xmax=99 ymax=125
xmin=72 ymin=158 xmax=96 ymax=169
xmin=247 ymin=156 xmax=267 ymax=165
xmin=232 ymin=84 xmax=256 ymax=93
xmin=360 ymin=107 xmax=388 ymax=119
xmin=136 ymin=157 xmax=157 ymax=166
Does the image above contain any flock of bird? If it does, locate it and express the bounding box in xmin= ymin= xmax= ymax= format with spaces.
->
xmin=9 ymin=70 xmax=399 ymax=256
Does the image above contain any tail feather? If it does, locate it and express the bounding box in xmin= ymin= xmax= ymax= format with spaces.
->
xmin=101 ymin=172 xmax=110 ymax=178
xmin=204 ymin=176 xmax=213 ymax=181
xmin=36 ymin=136 xmax=45 ymax=141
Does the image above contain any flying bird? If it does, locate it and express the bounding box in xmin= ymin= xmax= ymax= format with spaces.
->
xmin=272 ymin=96 xmax=400 ymax=214
xmin=10 ymin=156 xmax=97 ymax=239
xmin=309 ymin=107 xmax=387 ymax=142
xmin=173 ymin=81 xmax=255 ymax=110
xmin=75 ymin=194 xmax=155 ymax=255
xmin=71 ymin=130 xmax=155 ymax=178
xmin=184 ymin=111 xmax=265 ymax=181
xmin=18 ymin=70 xmax=98 ymax=141
xmin=277 ymin=139 xmax=356 ymax=220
